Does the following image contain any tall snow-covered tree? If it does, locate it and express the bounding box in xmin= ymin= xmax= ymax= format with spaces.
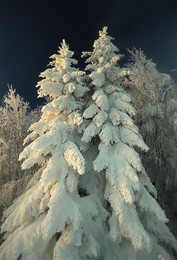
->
xmin=80 ymin=27 xmax=177 ymax=259
xmin=0 ymin=30 xmax=177 ymax=260
xmin=126 ymin=48 xmax=177 ymax=235
xmin=0 ymin=40 xmax=96 ymax=260
xmin=0 ymin=87 xmax=40 ymax=185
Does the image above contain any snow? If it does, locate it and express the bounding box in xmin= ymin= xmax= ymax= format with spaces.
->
xmin=119 ymin=126 xmax=149 ymax=151
xmin=115 ymin=142 xmax=142 ymax=172
xmin=83 ymin=104 xmax=100 ymax=119
xmin=81 ymin=122 xmax=101 ymax=143
xmin=90 ymin=68 xmax=106 ymax=87
xmin=63 ymin=141 xmax=85 ymax=175
xmin=113 ymin=98 xmax=136 ymax=116
xmin=109 ymin=107 xmax=121 ymax=125
xmin=105 ymin=84 xmax=116 ymax=94
xmin=93 ymin=110 xmax=108 ymax=127
xmin=92 ymin=90 xmax=109 ymax=111
xmin=68 ymin=111 xmax=83 ymax=126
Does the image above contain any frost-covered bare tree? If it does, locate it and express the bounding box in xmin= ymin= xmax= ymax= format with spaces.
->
xmin=0 ymin=87 xmax=40 ymax=185
xmin=0 ymin=30 xmax=177 ymax=260
xmin=126 ymin=48 xmax=177 ymax=235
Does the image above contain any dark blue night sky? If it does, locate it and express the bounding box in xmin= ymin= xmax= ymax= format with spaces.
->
xmin=1 ymin=0 xmax=177 ymax=108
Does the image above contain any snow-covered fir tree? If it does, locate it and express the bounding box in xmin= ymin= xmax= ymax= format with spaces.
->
xmin=0 ymin=29 xmax=177 ymax=260
xmin=0 ymin=40 xmax=89 ymax=259
xmin=80 ymin=27 xmax=177 ymax=259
